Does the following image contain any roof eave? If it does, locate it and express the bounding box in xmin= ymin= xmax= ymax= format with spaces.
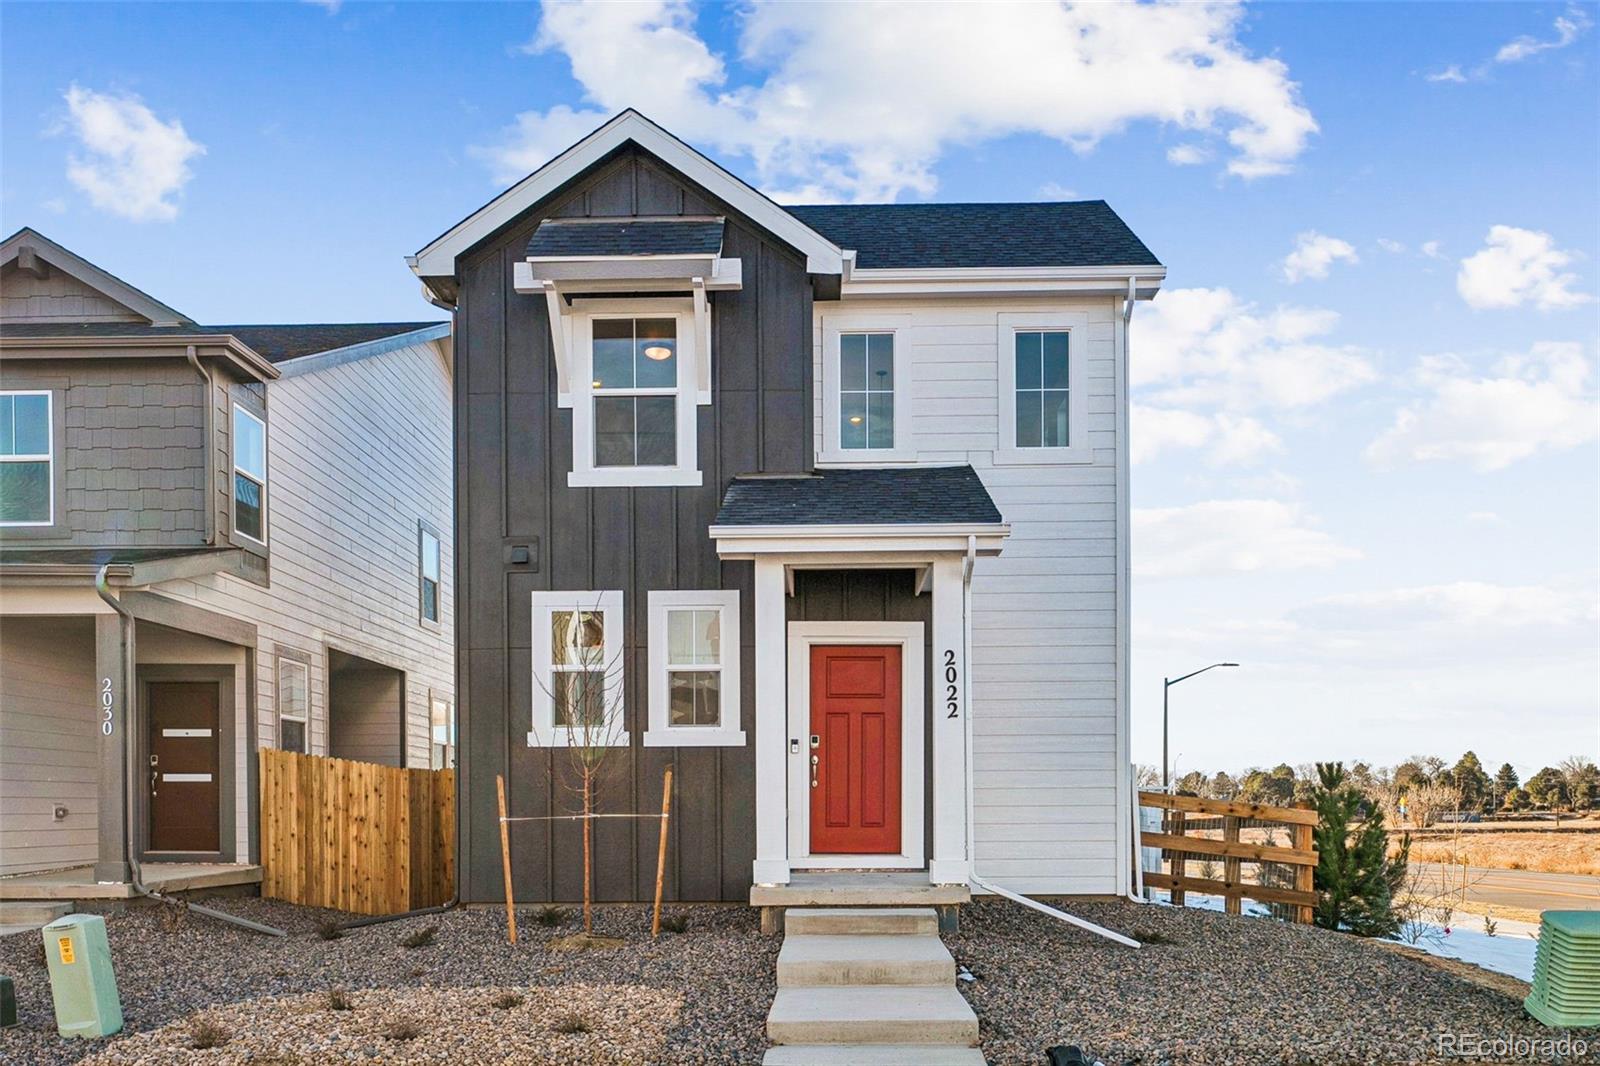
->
xmin=840 ymin=264 xmax=1166 ymax=299
xmin=0 ymin=333 xmax=280 ymax=381
xmin=710 ymin=521 xmax=1010 ymax=559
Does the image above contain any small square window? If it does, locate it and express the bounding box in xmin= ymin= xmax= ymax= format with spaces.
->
xmin=646 ymin=591 xmax=743 ymax=747
xmin=530 ymin=591 xmax=627 ymax=747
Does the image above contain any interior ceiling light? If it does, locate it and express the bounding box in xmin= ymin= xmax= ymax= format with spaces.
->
xmin=643 ymin=345 xmax=673 ymax=361
xmin=848 ymin=416 xmax=863 ymax=424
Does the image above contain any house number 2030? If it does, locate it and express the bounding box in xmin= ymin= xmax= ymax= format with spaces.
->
xmin=100 ymin=677 xmax=115 ymax=736
xmin=943 ymin=650 xmax=960 ymax=719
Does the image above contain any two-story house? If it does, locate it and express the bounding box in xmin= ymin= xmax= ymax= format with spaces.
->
xmin=0 ymin=228 xmax=454 ymax=896
xmin=410 ymin=111 xmax=1163 ymax=909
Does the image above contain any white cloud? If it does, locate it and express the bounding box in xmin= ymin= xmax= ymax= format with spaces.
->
xmin=1133 ymin=499 xmax=1360 ymax=578
xmin=478 ymin=0 xmax=1318 ymax=200
xmin=1036 ymin=181 xmax=1079 ymax=199
xmin=1377 ymin=238 xmax=1407 ymax=254
xmin=1420 ymin=240 xmax=1444 ymax=260
xmin=1366 ymin=342 xmax=1599 ymax=471
xmin=60 ymin=85 xmax=203 ymax=222
xmin=1135 ymin=287 xmax=1378 ymax=409
xmin=1457 ymin=225 xmax=1591 ymax=311
xmin=1133 ymin=405 xmax=1282 ymax=466
xmin=1425 ymin=65 xmax=1469 ymax=84
xmin=303 ymin=0 xmax=342 ymax=11
xmin=1293 ymin=580 xmax=1597 ymax=631
xmin=1466 ymin=510 xmax=1505 ymax=525
xmin=1166 ymin=144 xmax=1211 ymax=166
xmin=1281 ymin=231 xmax=1359 ymax=283
xmin=1495 ymin=5 xmax=1592 ymax=64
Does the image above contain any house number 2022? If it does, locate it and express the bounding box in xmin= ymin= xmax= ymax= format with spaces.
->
xmin=943 ymin=650 xmax=960 ymax=719
xmin=100 ymin=677 xmax=114 ymax=736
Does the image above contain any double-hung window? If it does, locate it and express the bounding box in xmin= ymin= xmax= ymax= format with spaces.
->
xmin=529 ymin=590 xmax=627 ymax=746
xmin=429 ymin=695 xmax=454 ymax=769
xmin=419 ymin=522 xmax=441 ymax=625
xmin=569 ymin=302 xmax=702 ymax=488
xmin=232 ymin=404 xmax=268 ymax=544
xmin=277 ymin=656 xmax=309 ymax=754
xmin=820 ymin=315 xmax=912 ymax=464
xmin=996 ymin=312 xmax=1091 ymax=464
xmin=0 ymin=391 xmax=53 ymax=525
xmin=645 ymin=590 xmax=743 ymax=747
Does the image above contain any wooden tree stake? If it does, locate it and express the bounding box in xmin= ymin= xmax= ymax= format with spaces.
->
xmin=652 ymin=767 xmax=674 ymax=938
xmin=496 ymin=774 xmax=517 ymax=945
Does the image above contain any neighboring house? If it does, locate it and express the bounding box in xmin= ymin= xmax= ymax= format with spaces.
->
xmin=410 ymin=110 xmax=1163 ymax=905
xmin=0 ymin=228 xmax=454 ymax=889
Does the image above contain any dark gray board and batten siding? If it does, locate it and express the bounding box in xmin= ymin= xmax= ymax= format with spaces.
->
xmin=454 ymin=146 xmax=815 ymax=903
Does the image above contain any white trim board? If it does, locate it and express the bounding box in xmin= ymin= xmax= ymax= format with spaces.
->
xmin=786 ymin=621 xmax=925 ymax=871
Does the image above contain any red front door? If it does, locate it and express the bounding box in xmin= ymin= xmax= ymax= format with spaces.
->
xmin=809 ymin=645 xmax=901 ymax=855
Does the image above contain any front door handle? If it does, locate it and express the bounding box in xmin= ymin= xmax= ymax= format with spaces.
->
xmin=150 ymin=769 xmax=159 ymax=797
xmin=810 ymin=754 xmax=819 ymax=789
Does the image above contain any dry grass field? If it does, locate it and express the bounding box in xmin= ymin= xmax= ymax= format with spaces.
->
xmin=1399 ymin=829 xmax=1600 ymax=876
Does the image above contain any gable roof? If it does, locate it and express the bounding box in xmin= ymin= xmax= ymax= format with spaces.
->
xmin=0 ymin=321 xmax=444 ymax=364
xmin=1 ymin=227 xmax=193 ymax=327
xmin=714 ymin=465 xmax=1003 ymax=527
xmin=786 ymin=201 xmax=1162 ymax=270
xmin=527 ymin=216 xmax=725 ymax=259
xmin=409 ymin=110 xmax=844 ymax=282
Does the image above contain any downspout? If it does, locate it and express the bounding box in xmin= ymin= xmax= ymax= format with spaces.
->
xmin=95 ymin=565 xmax=286 ymax=937
xmin=185 ymin=346 xmax=215 ymax=545
xmin=1120 ymin=277 xmax=1150 ymax=906
xmin=959 ymin=539 xmax=1140 ymax=948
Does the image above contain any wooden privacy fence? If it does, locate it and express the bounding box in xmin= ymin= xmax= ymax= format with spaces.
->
xmin=1138 ymin=790 xmax=1319 ymax=923
xmin=260 ymin=749 xmax=454 ymax=916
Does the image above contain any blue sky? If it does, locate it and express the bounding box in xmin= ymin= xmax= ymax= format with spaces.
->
xmin=3 ymin=1 xmax=1596 ymax=780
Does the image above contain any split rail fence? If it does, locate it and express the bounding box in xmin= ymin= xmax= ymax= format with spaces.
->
xmin=1138 ymin=790 xmax=1319 ymax=924
xmin=260 ymin=749 xmax=454 ymax=915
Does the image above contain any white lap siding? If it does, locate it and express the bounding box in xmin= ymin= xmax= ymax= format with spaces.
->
xmin=153 ymin=338 xmax=455 ymax=770
xmin=815 ymin=296 xmax=1126 ymax=894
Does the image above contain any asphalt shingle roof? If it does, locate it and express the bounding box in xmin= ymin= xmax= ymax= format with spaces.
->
xmin=0 ymin=321 xmax=445 ymax=363
xmin=785 ymin=201 xmax=1161 ymax=270
xmin=714 ymin=466 xmax=1003 ymax=527
xmin=527 ymin=217 xmax=725 ymax=258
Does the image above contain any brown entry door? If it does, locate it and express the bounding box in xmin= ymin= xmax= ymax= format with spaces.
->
xmin=148 ymin=682 xmax=220 ymax=853
xmin=809 ymin=645 xmax=902 ymax=855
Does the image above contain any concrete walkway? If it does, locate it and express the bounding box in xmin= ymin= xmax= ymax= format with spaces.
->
xmin=763 ymin=907 xmax=985 ymax=1065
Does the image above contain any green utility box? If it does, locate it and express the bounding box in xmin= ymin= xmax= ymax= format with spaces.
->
xmin=1525 ymin=910 xmax=1600 ymax=1028
xmin=42 ymin=914 xmax=123 ymax=1038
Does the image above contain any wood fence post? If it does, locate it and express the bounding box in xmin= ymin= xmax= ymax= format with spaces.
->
xmin=1170 ymin=810 xmax=1187 ymax=906
xmin=1223 ymin=816 xmax=1242 ymax=915
xmin=652 ymin=766 xmax=674 ymax=938
xmin=1292 ymin=822 xmax=1315 ymax=924
xmin=497 ymin=774 xmax=517 ymax=945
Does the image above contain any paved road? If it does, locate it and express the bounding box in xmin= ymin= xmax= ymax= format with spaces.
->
xmin=1412 ymin=863 xmax=1600 ymax=912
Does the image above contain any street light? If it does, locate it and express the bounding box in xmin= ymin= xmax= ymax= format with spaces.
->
xmin=1163 ymin=663 xmax=1239 ymax=791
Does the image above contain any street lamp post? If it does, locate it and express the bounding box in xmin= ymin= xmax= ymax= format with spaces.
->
xmin=1162 ymin=663 xmax=1239 ymax=792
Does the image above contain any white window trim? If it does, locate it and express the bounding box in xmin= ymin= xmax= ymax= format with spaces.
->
xmin=995 ymin=311 xmax=1093 ymax=465
xmin=418 ymin=520 xmax=442 ymax=627
xmin=276 ymin=657 xmax=309 ymax=754
xmin=644 ymin=589 xmax=744 ymax=747
xmin=567 ymin=298 xmax=705 ymax=488
xmin=0 ymin=390 xmax=54 ymax=527
xmin=231 ymin=403 xmax=269 ymax=545
xmin=819 ymin=314 xmax=915 ymax=466
xmin=528 ymin=589 xmax=630 ymax=747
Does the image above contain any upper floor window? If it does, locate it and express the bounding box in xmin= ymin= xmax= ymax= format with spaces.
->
xmin=529 ymin=590 xmax=628 ymax=746
xmin=644 ymin=590 xmax=744 ymax=747
xmin=277 ymin=656 xmax=309 ymax=754
xmin=820 ymin=315 xmax=913 ymax=465
xmin=569 ymin=302 xmax=703 ymax=488
xmin=419 ymin=522 xmax=441 ymax=625
xmin=996 ymin=312 xmax=1092 ymax=465
xmin=0 ymin=391 xmax=52 ymax=525
xmin=232 ymin=404 xmax=267 ymax=544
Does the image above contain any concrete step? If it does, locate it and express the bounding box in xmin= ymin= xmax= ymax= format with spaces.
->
xmin=779 ymin=933 xmax=955 ymax=987
xmin=767 ymin=985 xmax=979 ymax=1046
xmin=784 ymin=907 xmax=938 ymax=937
xmin=763 ymin=1045 xmax=987 ymax=1065
xmin=0 ymin=900 xmax=72 ymax=928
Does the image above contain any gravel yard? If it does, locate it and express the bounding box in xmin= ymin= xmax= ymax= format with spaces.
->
xmin=2 ymin=894 xmax=1595 ymax=1065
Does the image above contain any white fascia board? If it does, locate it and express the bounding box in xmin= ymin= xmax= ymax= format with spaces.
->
xmin=841 ymin=265 xmax=1165 ymax=300
xmin=411 ymin=110 xmax=844 ymax=278
xmin=710 ymin=522 xmax=1010 ymax=558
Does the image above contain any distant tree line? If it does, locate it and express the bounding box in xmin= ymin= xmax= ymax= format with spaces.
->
xmin=1140 ymin=752 xmax=1598 ymax=825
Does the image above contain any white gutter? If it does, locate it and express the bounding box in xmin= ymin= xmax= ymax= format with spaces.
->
xmin=1120 ymin=275 xmax=1149 ymax=907
xmin=959 ymin=535 xmax=1140 ymax=948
